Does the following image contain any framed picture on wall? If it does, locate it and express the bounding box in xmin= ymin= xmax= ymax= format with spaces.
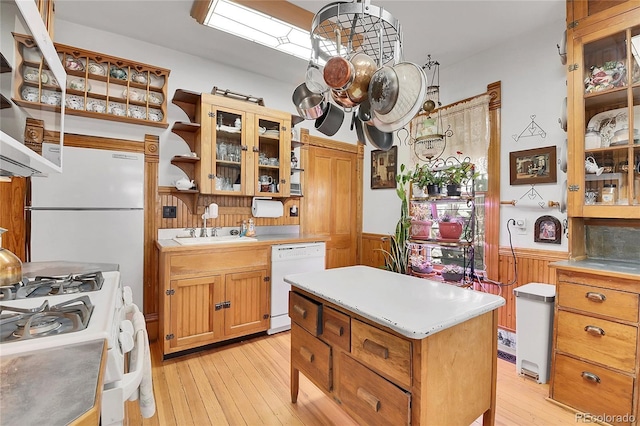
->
xmin=371 ymin=146 xmax=397 ymax=189
xmin=509 ymin=145 xmax=557 ymax=185
xmin=534 ymin=215 xmax=561 ymax=244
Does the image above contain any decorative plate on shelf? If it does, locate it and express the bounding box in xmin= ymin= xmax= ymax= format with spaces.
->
xmin=65 ymin=57 xmax=84 ymax=72
xmin=130 ymin=71 xmax=148 ymax=84
xmin=146 ymin=92 xmax=163 ymax=105
xmin=21 ymin=86 xmax=39 ymax=102
xmin=40 ymin=90 xmax=61 ymax=106
xmin=88 ymin=62 xmax=106 ymax=76
xmin=127 ymin=105 xmax=146 ymax=120
xmin=587 ymin=105 xmax=640 ymax=147
xmin=65 ymin=95 xmax=84 ymax=110
xmin=109 ymin=65 xmax=128 ymax=80
xmin=148 ymin=109 xmax=163 ymax=122
xmin=108 ymin=102 xmax=126 ymax=116
xmin=86 ymin=99 xmax=106 ymax=113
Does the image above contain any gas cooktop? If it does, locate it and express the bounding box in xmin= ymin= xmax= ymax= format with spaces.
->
xmin=0 ymin=272 xmax=104 ymax=301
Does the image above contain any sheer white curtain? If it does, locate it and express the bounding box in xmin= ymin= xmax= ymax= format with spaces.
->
xmin=410 ymin=94 xmax=491 ymax=177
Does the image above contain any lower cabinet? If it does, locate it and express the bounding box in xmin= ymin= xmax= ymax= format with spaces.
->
xmin=550 ymin=267 xmax=640 ymax=426
xmin=289 ymin=289 xmax=497 ymax=425
xmin=160 ymin=246 xmax=270 ymax=356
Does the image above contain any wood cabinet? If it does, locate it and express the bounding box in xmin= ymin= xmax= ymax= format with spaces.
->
xmin=170 ymin=90 xmax=294 ymax=209
xmin=289 ymin=288 xmax=499 ymax=425
xmin=565 ymin=4 xmax=640 ymax=257
xmin=159 ymin=245 xmax=270 ymax=356
xmin=11 ymin=33 xmax=170 ymax=128
xmin=550 ymin=266 xmax=640 ymax=425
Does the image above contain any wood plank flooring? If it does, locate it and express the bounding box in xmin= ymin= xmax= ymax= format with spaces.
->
xmin=126 ymin=332 xmax=578 ymax=425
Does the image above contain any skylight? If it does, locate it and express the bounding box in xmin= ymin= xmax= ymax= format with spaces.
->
xmin=203 ymin=0 xmax=312 ymax=60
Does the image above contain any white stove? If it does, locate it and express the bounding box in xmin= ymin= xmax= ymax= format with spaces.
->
xmin=0 ymin=270 xmax=152 ymax=425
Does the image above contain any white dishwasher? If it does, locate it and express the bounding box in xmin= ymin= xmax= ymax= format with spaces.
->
xmin=269 ymin=242 xmax=326 ymax=334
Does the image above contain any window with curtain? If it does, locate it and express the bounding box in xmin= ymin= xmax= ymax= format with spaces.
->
xmin=409 ymin=93 xmax=492 ymax=272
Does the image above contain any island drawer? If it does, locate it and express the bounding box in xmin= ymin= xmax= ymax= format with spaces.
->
xmin=289 ymin=291 xmax=322 ymax=336
xmin=337 ymin=352 xmax=410 ymax=426
xmin=291 ymin=323 xmax=332 ymax=392
xmin=558 ymin=282 xmax=638 ymax=322
xmin=556 ymin=310 xmax=637 ymax=372
xmin=351 ymin=319 xmax=411 ymax=389
xmin=552 ymin=354 xmax=633 ymax=422
xmin=321 ymin=307 xmax=350 ymax=352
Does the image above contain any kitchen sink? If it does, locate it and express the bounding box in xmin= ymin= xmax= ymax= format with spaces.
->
xmin=173 ymin=235 xmax=258 ymax=245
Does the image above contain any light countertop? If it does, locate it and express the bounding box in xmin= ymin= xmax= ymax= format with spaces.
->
xmin=284 ymin=265 xmax=505 ymax=339
xmin=1 ymin=339 xmax=105 ymax=425
xmin=156 ymin=233 xmax=328 ymax=251
xmin=551 ymin=258 xmax=640 ymax=278
xmin=22 ymin=261 xmax=119 ymax=277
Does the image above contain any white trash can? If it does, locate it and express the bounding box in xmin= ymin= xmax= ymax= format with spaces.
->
xmin=514 ymin=283 xmax=556 ymax=384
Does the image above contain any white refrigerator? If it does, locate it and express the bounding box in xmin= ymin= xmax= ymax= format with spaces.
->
xmin=28 ymin=145 xmax=145 ymax=308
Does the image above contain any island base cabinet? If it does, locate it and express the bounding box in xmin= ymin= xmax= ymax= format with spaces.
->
xmin=337 ymin=352 xmax=411 ymax=426
xmin=289 ymin=288 xmax=499 ymax=425
xmin=553 ymin=354 xmax=634 ymax=426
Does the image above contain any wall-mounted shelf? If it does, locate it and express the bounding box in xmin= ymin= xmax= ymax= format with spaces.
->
xmin=172 ymin=89 xmax=200 ymax=122
xmin=171 ymin=121 xmax=200 ymax=152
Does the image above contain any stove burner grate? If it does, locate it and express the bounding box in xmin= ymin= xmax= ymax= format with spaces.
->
xmin=0 ymin=296 xmax=94 ymax=343
xmin=0 ymin=271 xmax=104 ymax=300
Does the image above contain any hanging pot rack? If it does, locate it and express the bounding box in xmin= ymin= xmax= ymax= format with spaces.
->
xmin=310 ymin=0 xmax=402 ymax=66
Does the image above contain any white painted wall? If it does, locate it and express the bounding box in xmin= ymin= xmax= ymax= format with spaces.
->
xmin=363 ymin=13 xmax=568 ymax=252
xmin=54 ymin=19 xmax=357 ymax=188
xmin=56 ymin=10 xmax=567 ymax=252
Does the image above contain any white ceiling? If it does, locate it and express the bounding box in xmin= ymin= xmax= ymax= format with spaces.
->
xmin=55 ymin=0 xmax=565 ymax=84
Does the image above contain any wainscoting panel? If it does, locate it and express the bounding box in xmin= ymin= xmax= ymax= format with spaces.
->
xmin=475 ymin=247 xmax=568 ymax=332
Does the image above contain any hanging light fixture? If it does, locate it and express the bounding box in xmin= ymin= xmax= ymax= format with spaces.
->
xmin=412 ymin=55 xmax=451 ymax=162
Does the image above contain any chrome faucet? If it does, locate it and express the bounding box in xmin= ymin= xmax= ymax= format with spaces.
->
xmin=184 ymin=227 xmax=196 ymax=237
xmin=199 ymin=226 xmax=208 ymax=237
xmin=212 ymin=226 xmax=222 ymax=236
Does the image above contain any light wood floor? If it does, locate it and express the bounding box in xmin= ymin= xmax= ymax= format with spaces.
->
xmin=126 ymin=332 xmax=578 ymax=425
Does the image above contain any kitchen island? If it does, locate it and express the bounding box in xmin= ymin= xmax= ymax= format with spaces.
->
xmin=285 ymin=265 xmax=505 ymax=425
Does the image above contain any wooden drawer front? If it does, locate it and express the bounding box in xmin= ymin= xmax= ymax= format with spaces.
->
xmin=338 ymin=353 xmax=410 ymax=426
xmin=557 ymin=310 xmax=637 ymax=372
xmin=289 ymin=291 xmax=322 ymax=336
xmin=553 ymin=354 xmax=633 ymax=424
xmin=351 ymin=319 xmax=411 ymax=389
xmin=291 ymin=323 xmax=332 ymax=391
xmin=321 ymin=307 xmax=350 ymax=352
xmin=170 ymin=247 xmax=268 ymax=277
xmin=559 ymin=282 xmax=638 ymax=322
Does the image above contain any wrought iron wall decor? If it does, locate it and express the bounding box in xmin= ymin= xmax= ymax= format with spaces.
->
xmin=512 ymin=115 xmax=547 ymax=142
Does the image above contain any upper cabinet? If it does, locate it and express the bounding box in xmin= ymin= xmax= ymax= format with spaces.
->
xmin=12 ymin=33 xmax=170 ymax=128
xmin=567 ymin=0 xmax=639 ymax=27
xmin=170 ymin=90 xmax=293 ymax=203
xmin=567 ymin=6 xmax=640 ymax=220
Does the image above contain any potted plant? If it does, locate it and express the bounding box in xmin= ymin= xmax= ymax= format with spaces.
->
xmin=443 ymin=161 xmax=476 ymax=197
xmin=441 ymin=264 xmax=464 ymax=282
xmin=409 ymin=253 xmax=433 ymax=274
xmin=412 ymin=164 xmax=444 ymax=197
xmin=409 ymin=202 xmax=433 ymax=239
xmin=437 ymin=212 xmax=464 ymax=240
xmin=378 ymin=164 xmax=411 ymax=274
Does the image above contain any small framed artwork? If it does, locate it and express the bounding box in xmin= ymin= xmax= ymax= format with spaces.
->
xmin=509 ymin=145 xmax=557 ymax=185
xmin=371 ymin=146 xmax=398 ymax=189
xmin=534 ymin=215 xmax=561 ymax=244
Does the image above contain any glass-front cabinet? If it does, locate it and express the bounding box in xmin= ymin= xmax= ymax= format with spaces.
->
xmin=198 ymin=97 xmax=291 ymax=196
xmin=569 ymin=16 xmax=640 ymax=219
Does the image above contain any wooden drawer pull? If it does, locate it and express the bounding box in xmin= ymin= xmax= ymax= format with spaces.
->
xmin=584 ymin=325 xmax=605 ymax=336
xmin=356 ymin=387 xmax=380 ymax=412
xmin=292 ymin=304 xmax=307 ymax=319
xmin=325 ymin=320 xmax=343 ymax=336
xmin=363 ymin=339 xmax=389 ymax=359
xmin=299 ymin=346 xmax=314 ymax=363
xmin=581 ymin=371 xmax=601 ymax=384
xmin=585 ymin=292 xmax=606 ymax=303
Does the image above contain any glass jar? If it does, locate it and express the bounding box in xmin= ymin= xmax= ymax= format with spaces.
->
xmin=584 ymin=128 xmax=601 ymax=150
xmin=601 ymin=183 xmax=617 ymax=205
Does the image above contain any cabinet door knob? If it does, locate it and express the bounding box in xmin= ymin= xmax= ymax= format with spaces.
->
xmin=292 ymin=304 xmax=307 ymax=319
xmin=584 ymin=325 xmax=605 ymax=336
xmin=324 ymin=320 xmax=343 ymax=336
xmin=585 ymin=292 xmax=606 ymax=302
xmin=299 ymin=346 xmax=314 ymax=363
xmin=581 ymin=371 xmax=601 ymax=384
xmin=356 ymin=387 xmax=380 ymax=412
xmin=362 ymin=338 xmax=389 ymax=359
